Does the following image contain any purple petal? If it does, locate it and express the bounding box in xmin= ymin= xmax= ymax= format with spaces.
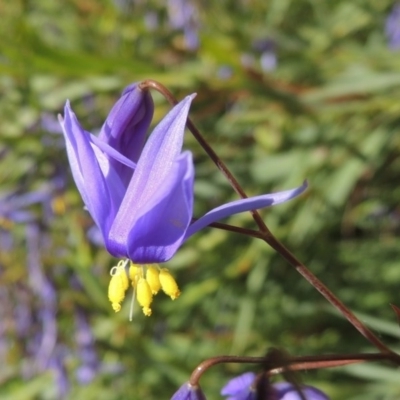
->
xmin=386 ymin=4 xmax=400 ymax=50
xmin=274 ymin=382 xmax=329 ymax=400
xmin=185 ymin=181 xmax=308 ymax=239
xmin=221 ymin=372 xmax=256 ymax=396
xmin=98 ymin=83 xmax=154 ymax=185
xmin=128 ymin=152 xmax=194 ymax=262
xmin=59 ymin=102 xmax=123 ymax=237
xmin=109 ymin=152 xmax=194 ymax=261
xmin=107 ymin=95 xmax=195 ymax=260
xmin=89 ymin=134 xmax=136 ymax=170
xmin=170 ymin=382 xmax=207 ymax=400
xmin=125 ymin=94 xmax=195 ymax=203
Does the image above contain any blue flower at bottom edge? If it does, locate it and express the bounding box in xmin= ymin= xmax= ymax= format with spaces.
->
xmin=221 ymin=372 xmax=330 ymax=400
xmin=59 ymin=83 xmax=307 ymax=315
xmin=386 ymin=3 xmax=400 ymax=50
xmin=170 ymin=382 xmax=206 ymax=400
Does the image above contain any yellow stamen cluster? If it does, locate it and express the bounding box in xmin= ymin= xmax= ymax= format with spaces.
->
xmin=108 ymin=260 xmax=129 ymax=312
xmin=108 ymin=260 xmax=181 ymax=317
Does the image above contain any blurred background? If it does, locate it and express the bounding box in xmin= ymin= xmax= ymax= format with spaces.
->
xmin=1 ymin=0 xmax=400 ymax=398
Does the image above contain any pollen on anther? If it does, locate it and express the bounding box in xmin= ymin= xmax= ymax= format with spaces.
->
xmin=129 ymin=262 xmax=141 ymax=287
xmin=142 ymin=307 xmax=152 ymax=316
xmin=159 ymin=268 xmax=181 ymax=300
xmin=146 ymin=264 xmax=161 ymax=294
xmin=117 ymin=260 xmax=129 ymax=291
xmin=137 ymin=277 xmax=153 ymax=316
xmin=108 ymin=268 xmax=127 ymax=313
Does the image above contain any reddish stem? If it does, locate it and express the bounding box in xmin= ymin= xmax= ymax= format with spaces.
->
xmin=138 ymin=79 xmax=400 ymax=359
xmin=189 ymin=352 xmax=390 ymax=386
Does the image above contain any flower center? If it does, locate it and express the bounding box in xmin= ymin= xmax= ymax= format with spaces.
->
xmin=108 ymin=259 xmax=181 ymax=318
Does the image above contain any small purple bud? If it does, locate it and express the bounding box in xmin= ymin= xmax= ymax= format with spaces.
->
xmin=171 ymin=382 xmax=207 ymax=400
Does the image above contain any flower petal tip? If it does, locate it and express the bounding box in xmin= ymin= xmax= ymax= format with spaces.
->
xmin=170 ymin=382 xmax=207 ymax=400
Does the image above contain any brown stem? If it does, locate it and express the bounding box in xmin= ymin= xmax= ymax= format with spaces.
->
xmin=137 ymin=79 xmax=399 ymax=357
xmin=267 ymin=353 xmax=391 ymax=375
xmin=191 ymin=219 xmax=265 ymax=239
xmin=258 ymin=233 xmax=398 ymax=357
xmin=189 ymin=352 xmax=390 ymax=386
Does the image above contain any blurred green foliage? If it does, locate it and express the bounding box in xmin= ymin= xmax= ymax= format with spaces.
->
xmin=1 ymin=0 xmax=400 ymax=399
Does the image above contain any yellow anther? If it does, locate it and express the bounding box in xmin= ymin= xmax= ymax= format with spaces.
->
xmin=116 ymin=260 xmax=129 ymax=291
xmin=159 ymin=268 xmax=181 ymax=300
xmin=108 ymin=268 xmax=127 ymax=313
xmin=111 ymin=303 xmax=122 ymax=312
xmin=137 ymin=277 xmax=153 ymax=316
xmin=146 ymin=265 xmax=161 ymax=294
xmin=129 ymin=262 xmax=141 ymax=279
xmin=129 ymin=262 xmax=142 ymax=287
xmin=142 ymin=307 xmax=152 ymax=316
xmin=108 ymin=261 xmax=181 ymax=317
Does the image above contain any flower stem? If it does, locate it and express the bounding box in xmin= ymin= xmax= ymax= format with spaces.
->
xmin=138 ymin=79 xmax=399 ymax=358
xmin=189 ymin=352 xmax=391 ymax=386
xmin=191 ymin=219 xmax=265 ymax=239
xmin=260 ymin=233 xmax=398 ymax=357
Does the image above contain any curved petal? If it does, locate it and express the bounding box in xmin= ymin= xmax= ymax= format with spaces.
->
xmin=90 ymin=144 xmax=126 ymax=207
xmin=107 ymin=152 xmax=194 ymax=261
xmin=170 ymin=382 xmax=207 ymax=400
xmin=89 ymin=134 xmax=136 ymax=170
xmin=185 ymin=181 xmax=308 ymax=239
xmin=106 ymin=95 xmax=195 ymax=258
xmin=221 ymin=372 xmax=256 ymax=396
xmin=59 ymin=102 xmax=122 ymax=237
xmin=125 ymin=94 xmax=195 ymax=207
xmin=98 ymin=83 xmax=154 ymax=186
xmin=274 ymin=383 xmax=329 ymax=400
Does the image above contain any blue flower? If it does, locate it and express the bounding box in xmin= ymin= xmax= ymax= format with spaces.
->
xmin=60 ymin=83 xmax=307 ymax=264
xmin=60 ymin=83 xmax=307 ymax=314
xmin=386 ymin=4 xmax=400 ymax=50
xmin=171 ymin=382 xmax=207 ymax=400
xmin=221 ymin=372 xmax=330 ymax=400
xmin=221 ymin=372 xmax=257 ymax=400
xmin=274 ymin=382 xmax=329 ymax=400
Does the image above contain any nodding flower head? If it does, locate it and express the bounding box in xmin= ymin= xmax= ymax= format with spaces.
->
xmin=170 ymin=382 xmax=207 ymax=400
xmin=60 ymin=83 xmax=307 ymax=315
xmin=221 ymin=372 xmax=330 ymax=400
xmin=108 ymin=260 xmax=181 ymax=317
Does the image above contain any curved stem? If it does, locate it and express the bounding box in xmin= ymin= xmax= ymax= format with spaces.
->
xmin=190 ymin=355 xmax=265 ymax=385
xmin=267 ymin=353 xmax=391 ymax=375
xmin=259 ymin=232 xmax=398 ymax=357
xmin=138 ymin=79 xmax=400 ymax=358
xmin=189 ymin=352 xmax=390 ymax=386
